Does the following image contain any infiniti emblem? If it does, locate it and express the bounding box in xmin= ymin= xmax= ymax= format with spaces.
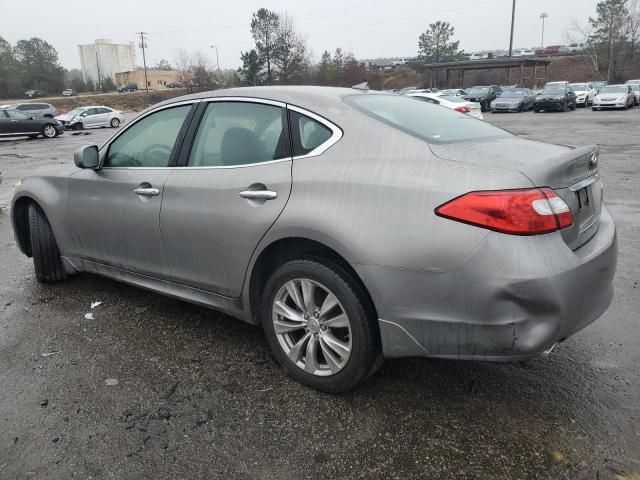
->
xmin=589 ymin=153 xmax=598 ymax=170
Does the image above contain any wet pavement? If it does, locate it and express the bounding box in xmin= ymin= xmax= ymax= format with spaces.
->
xmin=0 ymin=108 xmax=639 ymax=479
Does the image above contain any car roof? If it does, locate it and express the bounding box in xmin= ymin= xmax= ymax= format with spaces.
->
xmin=150 ymin=86 xmax=371 ymax=118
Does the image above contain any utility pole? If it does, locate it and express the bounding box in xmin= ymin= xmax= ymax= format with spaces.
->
xmin=508 ymin=0 xmax=516 ymax=58
xmin=540 ymin=13 xmax=548 ymax=49
xmin=138 ymin=32 xmax=149 ymax=93
xmin=210 ymin=45 xmax=220 ymax=71
xmin=95 ymin=50 xmax=102 ymax=92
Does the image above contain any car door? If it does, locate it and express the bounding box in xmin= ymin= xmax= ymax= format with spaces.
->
xmin=4 ymin=110 xmax=39 ymax=134
xmin=64 ymin=102 xmax=196 ymax=277
xmin=81 ymin=108 xmax=100 ymax=127
xmin=93 ymin=108 xmax=111 ymax=126
xmin=159 ymin=98 xmax=293 ymax=297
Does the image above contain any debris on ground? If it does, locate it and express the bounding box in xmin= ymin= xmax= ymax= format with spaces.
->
xmin=84 ymin=313 xmax=94 ymax=320
xmin=105 ymin=378 xmax=119 ymax=386
xmin=91 ymin=301 xmax=102 ymax=309
xmin=39 ymin=351 xmax=61 ymax=357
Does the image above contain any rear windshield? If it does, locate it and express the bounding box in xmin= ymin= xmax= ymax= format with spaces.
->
xmin=345 ymin=94 xmax=510 ymax=144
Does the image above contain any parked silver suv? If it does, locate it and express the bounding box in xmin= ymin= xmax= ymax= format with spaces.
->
xmin=4 ymin=103 xmax=59 ymax=119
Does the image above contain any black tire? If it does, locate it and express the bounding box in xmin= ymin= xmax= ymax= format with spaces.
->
xmin=110 ymin=118 xmax=120 ymax=128
xmin=570 ymin=101 xmax=576 ymax=110
xmin=28 ymin=203 xmax=67 ymax=283
xmin=42 ymin=124 xmax=57 ymax=138
xmin=72 ymin=123 xmax=83 ymax=131
xmin=534 ymin=108 xmax=540 ymax=113
xmin=562 ymin=102 xmax=568 ymax=112
xmin=261 ymin=258 xmax=381 ymax=393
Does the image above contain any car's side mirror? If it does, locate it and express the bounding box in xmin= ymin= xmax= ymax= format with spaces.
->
xmin=81 ymin=112 xmax=88 ymax=117
xmin=74 ymin=145 xmax=100 ymax=169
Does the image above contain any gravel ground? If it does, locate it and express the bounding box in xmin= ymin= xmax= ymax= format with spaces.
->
xmin=0 ymin=107 xmax=639 ymax=480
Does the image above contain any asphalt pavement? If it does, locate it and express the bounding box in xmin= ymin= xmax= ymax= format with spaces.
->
xmin=0 ymin=108 xmax=639 ymax=479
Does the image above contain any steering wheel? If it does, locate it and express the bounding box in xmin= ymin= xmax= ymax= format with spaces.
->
xmin=141 ymin=143 xmax=172 ymax=166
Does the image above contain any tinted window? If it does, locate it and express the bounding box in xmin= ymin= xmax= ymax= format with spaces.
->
xmin=17 ymin=104 xmax=33 ymax=111
xmin=289 ymin=111 xmax=333 ymax=156
xmin=97 ymin=108 xmax=111 ymax=114
xmin=105 ymin=105 xmax=191 ymax=168
xmin=189 ymin=102 xmax=286 ymax=167
xmin=346 ymin=94 xmax=510 ymax=144
xmin=6 ymin=110 xmax=28 ymax=119
xmin=86 ymin=108 xmax=99 ymax=115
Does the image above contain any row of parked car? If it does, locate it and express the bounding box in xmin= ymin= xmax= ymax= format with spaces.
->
xmin=0 ymin=103 xmax=124 ymax=139
xmin=396 ymin=79 xmax=640 ymax=115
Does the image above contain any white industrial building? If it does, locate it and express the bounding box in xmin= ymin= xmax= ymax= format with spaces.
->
xmin=78 ymin=39 xmax=136 ymax=84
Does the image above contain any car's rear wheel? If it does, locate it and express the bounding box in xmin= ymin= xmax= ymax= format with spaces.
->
xmin=261 ymin=258 xmax=381 ymax=393
xmin=110 ymin=118 xmax=120 ymax=128
xmin=42 ymin=124 xmax=57 ymax=138
xmin=28 ymin=203 xmax=67 ymax=283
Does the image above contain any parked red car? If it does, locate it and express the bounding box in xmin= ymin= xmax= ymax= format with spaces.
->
xmin=536 ymin=45 xmax=561 ymax=56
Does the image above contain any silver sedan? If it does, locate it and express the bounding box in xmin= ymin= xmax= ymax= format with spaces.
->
xmin=11 ymin=87 xmax=617 ymax=392
xmin=55 ymin=106 xmax=124 ymax=130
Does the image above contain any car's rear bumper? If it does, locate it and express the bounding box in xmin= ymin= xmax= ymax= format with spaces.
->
xmin=356 ymin=205 xmax=617 ymax=360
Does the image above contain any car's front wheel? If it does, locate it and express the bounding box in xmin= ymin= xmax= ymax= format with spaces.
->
xmin=261 ymin=258 xmax=381 ymax=393
xmin=72 ymin=123 xmax=83 ymax=131
xmin=28 ymin=203 xmax=67 ymax=283
xmin=42 ymin=124 xmax=57 ymax=138
xmin=110 ymin=118 xmax=120 ymax=128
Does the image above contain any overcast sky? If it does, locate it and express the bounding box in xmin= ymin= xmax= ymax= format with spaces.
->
xmin=2 ymin=0 xmax=598 ymax=70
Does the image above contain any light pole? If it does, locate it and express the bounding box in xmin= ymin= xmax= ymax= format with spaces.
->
xmin=508 ymin=0 xmax=516 ymax=58
xmin=209 ymin=45 xmax=220 ymax=71
xmin=540 ymin=12 xmax=548 ymax=49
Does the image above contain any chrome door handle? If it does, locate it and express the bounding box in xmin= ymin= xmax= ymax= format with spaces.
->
xmin=239 ymin=190 xmax=277 ymax=200
xmin=133 ymin=187 xmax=160 ymax=196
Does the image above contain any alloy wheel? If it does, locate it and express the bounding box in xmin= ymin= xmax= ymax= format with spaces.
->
xmin=272 ymin=278 xmax=352 ymax=377
xmin=110 ymin=118 xmax=120 ymax=128
xmin=43 ymin=125 xmax=56 ymax=138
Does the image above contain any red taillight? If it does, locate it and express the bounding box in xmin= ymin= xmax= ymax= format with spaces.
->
xmin=454 ymin=106 xmax=471 ymax=113
xmin=435 ymin=188 xmax=573 ymax=235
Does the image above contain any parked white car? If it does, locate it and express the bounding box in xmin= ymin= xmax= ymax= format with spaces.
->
xmin=569 ymin=82 xmax=597 ymax=107
xmin=436 ymin=89 xmax=467 ymax=97
xmin=513 ymin=49 xmax=535 ymax=57
xmin=55 ymin=106 xmax=124 ymax=130
xmin=408 ymin=92 xmax=483 ymax=120
xmin=592 ymin=84 xmax=636 ymax=110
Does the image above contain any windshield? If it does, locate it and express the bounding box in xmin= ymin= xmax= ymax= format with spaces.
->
xmin=467 ymin=87 xmax=490 ymax=94
xmin=600 ymin=86 xmax=627 ymax=94
xmin=570 ymin=83 xmax=587 ymax=90
xmin=542 ymin=86 xmax=565 ymax=95
xmin=345 ymin=94 xmax=510 ymax=144
xmin=500 ymin=90 xmax=524 ymax=98
xmin=67 ymin=107 xmax=86 ymax=116
xmin=630 ymin=85 xmax=639 ymax=91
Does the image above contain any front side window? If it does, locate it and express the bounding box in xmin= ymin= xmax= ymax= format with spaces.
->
xmin=6 ymin=110 xmax=28 ymax=119
xmin=105 ymin=105 xmax=191 ymax=168
xmin=189 ymin=102 xmax=287 ymax=167
xmin=346 ymin=94 xmax=511 ymax=144
xmin=290 ymin=110 xmax=333 ymax=156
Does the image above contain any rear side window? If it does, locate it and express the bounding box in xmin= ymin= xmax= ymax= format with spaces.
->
xmin=17 ymin=104 xmax=32 ymax=111
xmin=345 ymin=94 xmax=511 ymax=144
xmin=188 ymin=102 xmax=287 ymax=167
xmin=290 ymin=111 xmax=333 ymax=156
xmin=105 ymin=105 xmax=191 ymax=168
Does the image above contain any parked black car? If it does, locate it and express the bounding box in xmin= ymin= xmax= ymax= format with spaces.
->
xmin=534 ymin=85 xmax=577 ymax=112
xmin=117 ymin=83 xmax=138 ymax=93
xmin=462 ymin=85 xmax=503 ymax=112
xmin=490 ymin=88 xmax=537 ymax=112
xmin=24 ymin=89 xmax=45 ymax=99
xmin=167 ymin=81 xmax=183 ymax=88
xmin=0 ymin=108 xmax=64 ymax=139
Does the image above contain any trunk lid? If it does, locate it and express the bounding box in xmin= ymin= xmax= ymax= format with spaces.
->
xmin=429 ymin=137 xmax=602 ymax=250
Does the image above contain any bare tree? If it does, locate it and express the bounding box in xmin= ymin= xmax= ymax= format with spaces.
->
xmin=174 ymin=48 xmax=192 ymax=72
xmin=566 ymin=19 xmax=603 ymax=78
